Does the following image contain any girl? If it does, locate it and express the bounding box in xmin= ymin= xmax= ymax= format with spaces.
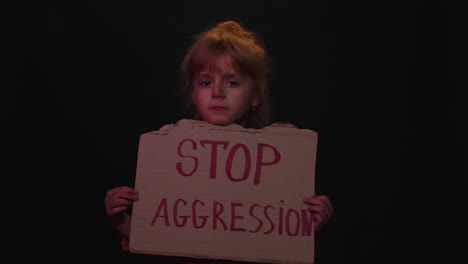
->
xmin=104 ymin=20 xmax=333 ymax=262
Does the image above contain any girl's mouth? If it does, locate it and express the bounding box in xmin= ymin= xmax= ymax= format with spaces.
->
xmin=209 ymin=106 xmax=227 ymax=111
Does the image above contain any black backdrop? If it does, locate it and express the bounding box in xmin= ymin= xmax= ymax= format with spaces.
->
xmin=5 ymin=1 xmax=465 ymax=263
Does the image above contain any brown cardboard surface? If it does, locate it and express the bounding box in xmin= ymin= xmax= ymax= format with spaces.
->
xmin=129 ymin=119 xmax=317 ymax=264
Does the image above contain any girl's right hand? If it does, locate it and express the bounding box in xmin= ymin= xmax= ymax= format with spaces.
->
xmin=104 ymin=186 xmax=139 ymax=218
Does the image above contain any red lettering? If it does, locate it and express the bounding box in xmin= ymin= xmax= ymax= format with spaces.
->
xmin=176 ymin=140 xmax=281 ymax=185
xmin=248 ymin=204 xmax=263 ymax=233
xmin=200 ymin=140 xmax=229 ymax=179
xmin=254 ymin=143 xmax=281 ymax=185
xmin=226 ymin=143 xmax=251 ymax=182
xmin=176 ymin=139 xmax=199 ymax=176
xmin=286 ymin=209 xmax=300 ymax=236
xmin=301 ymin=209 xmax=314 ymax=236
xmin=192 ymin=199 xmax=208 ymax=228
xmin=230 ymin=202 xmax=246 ymax=232
xmin=278 ymin=205 xmax=284 ymax=235
xmin=263 ymin=205 xmax=275 ymax=234
xmin=173 ymin=198 xmax=188 ymax=227
xmin=151 ymin=198 xmax=169 ymax=226
xmin=150 ymin=198 xmax=312 ymax=237
xmin=213 ymin=201 xmax=228 ymax=230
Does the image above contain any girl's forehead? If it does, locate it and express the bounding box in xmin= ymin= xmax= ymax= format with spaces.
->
xmin=196 ymin=54 xmax=239 ymax=74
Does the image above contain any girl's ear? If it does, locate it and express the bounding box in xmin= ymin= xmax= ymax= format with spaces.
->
xmin=251 ymin=98 xmax=259 ymax=107
xmin=250 ymin=98 xmax=259 ymax=112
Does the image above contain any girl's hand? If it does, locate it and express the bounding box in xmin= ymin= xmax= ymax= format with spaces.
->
xmin=303 ymin=195 xmax=333 ymax=232
xmin=104 ymin=186 xmax=139 ymax=218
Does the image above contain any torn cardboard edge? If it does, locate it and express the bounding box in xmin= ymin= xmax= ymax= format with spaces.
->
xmin=153 ymin=119 xmax=317 ymax=136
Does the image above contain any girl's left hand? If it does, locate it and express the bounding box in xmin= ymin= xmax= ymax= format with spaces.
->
xmin=303 ymin=195 xmax=333 ymax=232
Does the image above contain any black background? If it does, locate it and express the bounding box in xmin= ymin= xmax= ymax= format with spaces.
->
xmin=5 ymin=1 xmax=466 ymax=263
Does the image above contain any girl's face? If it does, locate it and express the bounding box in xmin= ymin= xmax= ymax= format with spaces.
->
xmin=192 ymin=55 xmax=258 ymax=127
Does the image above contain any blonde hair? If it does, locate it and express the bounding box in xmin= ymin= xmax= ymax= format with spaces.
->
xmin=179 ymin=20 xmax=271 ymax=129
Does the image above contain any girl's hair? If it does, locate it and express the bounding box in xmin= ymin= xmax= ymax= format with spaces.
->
xmin=179 ymin=20 xmax=271 ymax=129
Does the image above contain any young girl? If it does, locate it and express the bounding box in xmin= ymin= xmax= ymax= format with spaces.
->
xmin=104 ymin=20 xmax=333 ymax=262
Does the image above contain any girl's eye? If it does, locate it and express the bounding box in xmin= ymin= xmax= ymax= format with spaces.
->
xmin=226 ymin=80 xmax=239 ymax=86
xmin=200 ymin=80 xmax=211 ymax=86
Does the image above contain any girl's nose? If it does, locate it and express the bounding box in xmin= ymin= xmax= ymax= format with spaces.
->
xmin=212 ymin=84 xmax=225 ymax=98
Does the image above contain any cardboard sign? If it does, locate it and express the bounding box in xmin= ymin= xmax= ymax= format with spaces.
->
xmin=129 ymin=119 xmax=318 ymax=263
